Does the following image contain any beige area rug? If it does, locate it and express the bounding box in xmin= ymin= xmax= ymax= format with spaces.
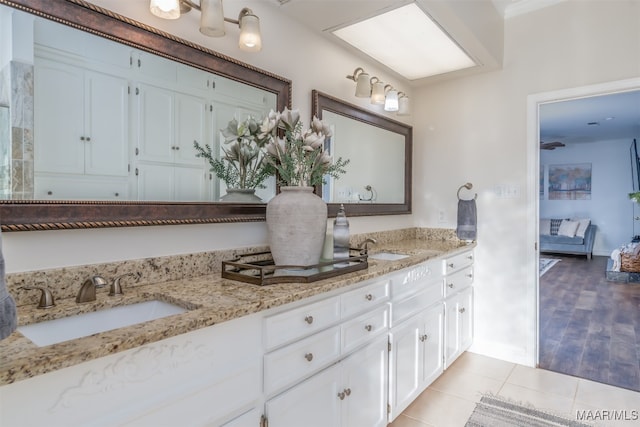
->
xmin=465 ymin=395 xmax=591 ymax=427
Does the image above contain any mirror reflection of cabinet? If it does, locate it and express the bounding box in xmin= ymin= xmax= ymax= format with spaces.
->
xmin=34 ymin=56 xmax=130 ymax=200
xmin=31 ymin=16 xmax=276 ymax=203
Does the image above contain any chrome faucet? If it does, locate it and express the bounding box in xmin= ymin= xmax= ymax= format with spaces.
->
xmin=359 ymin=238 xmax=377 ymax=255
xmin=109 ymin=272 xmax=141 ymax=296
xmin=23 ymin=285 xmax=55 ymax=309
xmin=76 ymin=275 xmax=107 ymax=303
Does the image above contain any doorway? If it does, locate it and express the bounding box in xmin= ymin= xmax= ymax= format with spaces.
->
xmin=528 ymin=78 xmax=640 ymax=390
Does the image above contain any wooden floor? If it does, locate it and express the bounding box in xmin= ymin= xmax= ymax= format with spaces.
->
xmin=539 ymin=255 xmax=640 ymax=392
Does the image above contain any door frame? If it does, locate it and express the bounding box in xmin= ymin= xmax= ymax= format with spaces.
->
xmin=526 ymin=77 xmax=640 ymax=366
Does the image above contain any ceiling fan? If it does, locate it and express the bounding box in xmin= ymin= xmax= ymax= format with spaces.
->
xmin=540 ymin=141 xmax=565 ymax=150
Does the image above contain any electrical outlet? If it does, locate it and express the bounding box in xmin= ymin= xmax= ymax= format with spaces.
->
xmin=438 ymin=209 xmax=446 ymax=223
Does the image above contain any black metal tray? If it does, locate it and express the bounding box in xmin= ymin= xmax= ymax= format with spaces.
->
xmin=222 ymin=250 xmax=368 ymax=285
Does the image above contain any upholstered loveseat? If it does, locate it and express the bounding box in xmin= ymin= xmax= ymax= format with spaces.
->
xmin=540 ymin=218 xmax=597 ymax=260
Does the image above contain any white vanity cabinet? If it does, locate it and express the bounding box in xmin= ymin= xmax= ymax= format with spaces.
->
xmin=388 ymin=259 xmax=445 ymax=420
xmin=262 ymin=278 xmax=390 ymax=427
xmin=443 ymin=251 xmax=475 ymax=368
xmin=0 ymin=313 xmax=263 ymax=427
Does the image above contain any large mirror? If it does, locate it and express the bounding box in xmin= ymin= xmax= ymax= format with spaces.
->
xmin=312 ymin=91 xmax=412 ymax=217
xmin=0 ymin=0 xmax=290 ymax=231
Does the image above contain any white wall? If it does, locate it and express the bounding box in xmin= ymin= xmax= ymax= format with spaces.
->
xmin=540 ymin=139 xmax=635 ymax=255
xmin=1 ymin=0 xmax=415 ymax=273
xmin=413 ymin=1 xmax=640 ymax=365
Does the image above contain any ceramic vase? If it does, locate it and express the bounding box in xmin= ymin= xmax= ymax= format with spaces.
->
xmin=266 ymin=186 xmax=327 ymax=266
xmin=219 ymin=188 xmax=263 ymax=203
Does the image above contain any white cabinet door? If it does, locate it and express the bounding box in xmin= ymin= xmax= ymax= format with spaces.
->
xmin=389 ymin=313 xmax=422 ymax=419
xmin=458 ymin=287 xmax=474 ymax=353
xmin=175 ymin=92 xmax=207 ymax=166
xmin=136 ymin=83 xmax=175 ymax=163
xmin=136 ymin=163 xmax=174 ymax=201
xmin=445 ymin=287 xmax=473 ymax=368
xmin=265 ymin=363 xmax=342 ymax=427
xmin=341 ymin=335 xmax=389 ymax=427
xmin=421 ymin=304 xmax=444 ymax=386
xmin=84 ymin=69 xmax=129 ymax=177
xmin=34 ymin=59 xmax=86 ymax=174
xmin=173 ymin=165 xmax=207 ymax=201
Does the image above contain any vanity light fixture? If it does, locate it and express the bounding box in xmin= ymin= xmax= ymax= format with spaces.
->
xmin=346 ymin=67 xmax=410 ymax=115
xmin=383 ymin=85 xmax=399 ymax=112
xmin=149 ymin=0 xmax=262 ymax=52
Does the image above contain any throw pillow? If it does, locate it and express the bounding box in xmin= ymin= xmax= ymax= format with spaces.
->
xmin=540 ymin=219 xmax=551 ymax=235
xmin=573 ymin=218 xmax=591 ymax=238
xmin=558 ymin=219 xmax=580 ymax=237
xmin=550 ymin=218 xmax=563 ymax=236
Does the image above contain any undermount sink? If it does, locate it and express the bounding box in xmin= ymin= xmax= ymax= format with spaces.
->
xmin=18 ymin=299 xmax=187 ymax=347
xmin=369 ymin=252 xmax=410 ymax=261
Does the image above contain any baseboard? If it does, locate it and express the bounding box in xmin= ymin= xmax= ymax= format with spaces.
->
xmin=468 ymin=340 xmax=535 ymax=367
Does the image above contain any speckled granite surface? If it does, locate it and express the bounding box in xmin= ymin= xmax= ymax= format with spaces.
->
xmin=0 ymin=228 xmax=474 ymax=385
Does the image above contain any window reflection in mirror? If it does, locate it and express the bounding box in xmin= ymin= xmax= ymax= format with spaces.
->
xmin=0 ymin=105 xmax=9 ymax=198
xmin=22 ymin=14 xmax=277 ymax=203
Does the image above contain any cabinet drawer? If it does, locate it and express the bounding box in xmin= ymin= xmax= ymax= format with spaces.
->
xmin=391 ymin=259 xmax=442 ymax=299
xmin=341 ymin=278 xmax=390 ymax=319
xmin=35 ymin=174 xmax=129 ymax=200
xmin=264 ymin=296 xmax=340 ymax=350
xmin=341 ymin=304 xmax=389 ymax=354
xmin=392 ymin=280 xmax=443 ymax=327
xmin=443 ymin=250 xmax=474 ymax=275
xmin=444 ymin=266 xmax=474 ymax=297
xmin=264 ymin=326 xmax=341 ymax=396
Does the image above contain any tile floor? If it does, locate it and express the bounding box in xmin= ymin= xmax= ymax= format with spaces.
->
xmin=389 ymin=351 xmax=640 ymax=427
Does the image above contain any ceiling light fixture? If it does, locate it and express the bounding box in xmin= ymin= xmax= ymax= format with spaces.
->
xmin=149 ymin=0 xmax=262 ymax=52
xmin=346 ymin=67 xmax=410 ymax=116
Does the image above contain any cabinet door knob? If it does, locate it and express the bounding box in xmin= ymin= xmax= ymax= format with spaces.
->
xmin=364 ymin=324 xmax=373 ymax=332
xmin=304 ymin=315 xmax=314 ymax=324
xmin=47 ymin=191 xmax=53 ymax=195
xmin=175 ymin=146 xmax=180 ymax=150
xmin=448 ymin=263 xmax=454 ymax=268
xmin=344 ymin=388 xmax=351 ymax=396
xmin=459 ymin=307 xmax=466 ymax=314
xmin=304 ymin=352 xmax=313 ymax=362
xmin=86 ymin=137 xmax=91 ymax=142
xmin=467 ymin=255 xmax=473 ymax=260
xmin=114 ymin=192 xmax=119 ymax=197
xmin=448 ymin=283 xmax=454 ymax=288
xmin=337 ymin=391 xmax=345 ymax=400
xmin=419 ymin=334 xmax=428 ymax=342
xmin=365 ymin=293 xmax=373 ymax=301
xmin=80 ymin=136 xmax=85 ymax=141
xmin=467 ymin=274 xmax=473 ymax=278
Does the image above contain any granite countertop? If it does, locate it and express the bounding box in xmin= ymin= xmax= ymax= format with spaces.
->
xmin=0 ymin=238 xmax=474 ymax=386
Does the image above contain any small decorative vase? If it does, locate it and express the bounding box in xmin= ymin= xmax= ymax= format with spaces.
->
xmin=266 ymin=186 xmax=328 ymax=266
xmin=219 ymin=188 xmax=263 ymax=203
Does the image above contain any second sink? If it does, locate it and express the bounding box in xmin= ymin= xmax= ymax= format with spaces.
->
xmin=18 ymin=299 xmax=188 ymax=347
xmin=369 ymin=252 xmax=410 ymax=261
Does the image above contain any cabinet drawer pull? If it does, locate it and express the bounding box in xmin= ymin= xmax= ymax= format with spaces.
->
xmin=304 ymin=352 xmax=313 ymax=362
xmin=467 ymin=255 xmax=473 ymax=260
xmin=337 ymin=391 xmax=346 ymax=400
xmin=365 ymin=293 xmax=373 ymax=301
xmin=364 ymin=324 xmax=373 ymax=332
xmin=459 ymin=307 xmax=466 ymax=314
xmin=304 ymin=315 xmax=314 ymax=324
xmin=448 ymin=283 xmax=454 ymax=288
xmin=448 ymin=263 xmax=454 ymax=268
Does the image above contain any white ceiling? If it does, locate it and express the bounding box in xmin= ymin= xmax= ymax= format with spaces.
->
xmin=540 ymin=90 xmax=640 ymax=145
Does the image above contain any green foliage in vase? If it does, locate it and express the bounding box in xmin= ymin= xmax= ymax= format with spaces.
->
xmin=629 ymin=192 xmax=640 ymax=203
xmin=260 ymin=108 xmax=350 ymax=187
xmin=194 ymin=116 xmax=274 ymax=190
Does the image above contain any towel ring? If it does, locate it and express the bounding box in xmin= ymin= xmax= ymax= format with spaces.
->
xmin=457 ymin=183 xmax=477 ymax=200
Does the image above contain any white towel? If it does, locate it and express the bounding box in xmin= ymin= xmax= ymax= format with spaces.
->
xmin=610 ymin=249 xmax=621 ymax=272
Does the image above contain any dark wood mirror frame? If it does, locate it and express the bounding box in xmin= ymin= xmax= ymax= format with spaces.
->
xmin=0 ymin=0 xmax=291 ymax=231
xmin=312 ymin=91 xmax=412 ymax=218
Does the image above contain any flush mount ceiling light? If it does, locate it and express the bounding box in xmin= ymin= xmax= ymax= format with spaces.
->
xmin=333 ymin=3 xmax=475 ymax=80
xmin=149 ymin=0 xmax=262 ymax=52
